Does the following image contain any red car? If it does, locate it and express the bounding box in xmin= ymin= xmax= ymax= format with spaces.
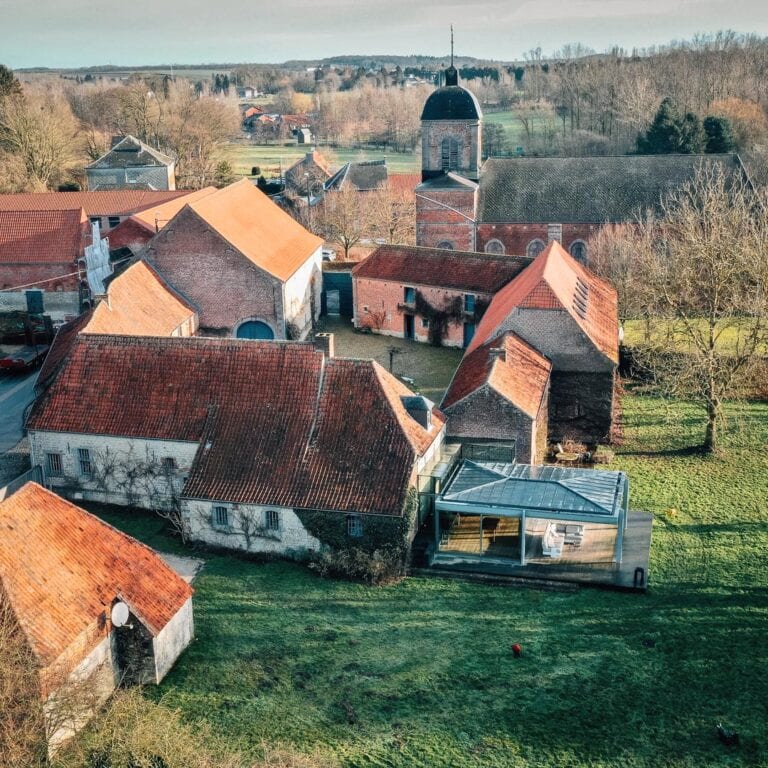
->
xmin=0 ymin=345 xmax=48 ymax=373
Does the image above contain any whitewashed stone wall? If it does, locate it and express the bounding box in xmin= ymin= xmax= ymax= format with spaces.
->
xmin=29 ymin=431 xmax=199 ymax=510
xmin=153 ymin=597 xmax=194 ymax=682
xmin=182 ymin=500 xmax=323 ymax=556
xmin=283 ymin=246 xmax=322 ymax=338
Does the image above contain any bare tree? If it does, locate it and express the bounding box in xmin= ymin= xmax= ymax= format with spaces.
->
xmin=315 ymin=188 xmax=375 ymax=260
xmin=621 ymin=165 xmax=768 ymax=452
xmin=0 ymin=90 xmax=84 ymax=191
xmin=369 ymin=184 xmax=415 ymax=246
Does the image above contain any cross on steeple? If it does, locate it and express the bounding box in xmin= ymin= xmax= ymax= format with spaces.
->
xmin=445 ymin=25 xmax=458 ymax=86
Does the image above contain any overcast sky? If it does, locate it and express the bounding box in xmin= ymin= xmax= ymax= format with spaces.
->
xmin=2 ymin=0 xmax=767 ymax=69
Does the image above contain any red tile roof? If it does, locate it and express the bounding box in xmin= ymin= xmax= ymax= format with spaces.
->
xmin=0 ymin=209 xmax=86 ymax=265
xmin=352 ymin=244 xmax=531 ymax=294
xmin=28 ymin=336 xmax=443 ymax=516
xmin=442 ymin=332 xmax=551 ymax=418
xmin=37 ymin=309 xmax=94 ymax=389
xmin=467 ymin=240 xmax=619 ymax=363
xmin=182 ymin=179 xmax=323 ymax=281
xmin=83 ymin=260 xmax=197 ymax=336
xmin=0 ymin=189 xmax=191 ymax=217
xmin=0 ymin=483 xmax=192 ymax=672
xmin=388 ymin=173 xmax=421 ymax=196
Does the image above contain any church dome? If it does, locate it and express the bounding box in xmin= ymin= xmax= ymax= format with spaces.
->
xmin=421 ymin=85 xmax=482 ymax=121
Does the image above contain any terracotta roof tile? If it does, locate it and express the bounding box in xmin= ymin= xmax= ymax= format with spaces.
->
xmin=37 ymin=309 xmax=94 ymax=388
xmin=0 ymin=190 xmax=191 ymax=217
xmin=83 ymin=260 xmax=197 ymax=336
xmin=0 ymin=483 xmax=191 ymax=671
xmin=0 ymin=209 xmax=86 ymax=264
xmin=28 ymin=336 xmax=443 ymax=516
xmin=467 ymin=240 xmax=619 ymax=363
xmin=353 ymin=244 xmax=531 ymax=293
xmin=388 ymin=173 xmax=421 ymax=196
xmin=442 ymin=332 xmax=551 ymax=418
xmin=184 ymin=179 xmax=323 ymax=281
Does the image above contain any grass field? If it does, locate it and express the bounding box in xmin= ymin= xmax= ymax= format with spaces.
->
xmin=222 ymin=143 xmax=421 ymax=178
xmin=79 ymin=389 xmax=768 ymax=768
xmin=622 ymin=318 xmax=766 ymax=355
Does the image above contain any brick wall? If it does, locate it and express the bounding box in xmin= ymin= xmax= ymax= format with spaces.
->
xmin=443 ymin=386 xmax=537 ymax=462
xmin=415 ymin=187 xmax=478 ymax=250
xmin=476 ymin=222 xmax=601 ymax=259
xmin=353 ymin=276 xmax=489 ymax=347
xmin=422 ymin=120 xmax=481 ymax=180
xmin=144 ymin=208 xmax=286 ymax=337
xmin=0 ymin=263 xmax=78 ymax=293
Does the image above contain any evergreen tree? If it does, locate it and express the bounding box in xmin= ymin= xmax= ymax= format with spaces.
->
xmin=678 ymin=112 xmax=706 ymax=153
xmin=0 ymin=64 xmax=21 ymax=99
xmin=637 ymin=98 xmax=682 ymax=154
xmin=703 ymin=115 xmax=736 ymax=153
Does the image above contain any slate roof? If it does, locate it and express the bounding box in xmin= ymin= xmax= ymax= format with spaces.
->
xmin=86 ymin=135 xmax=174 ymax=170
xmin=441 ymin=332 xmax=551 ymax=418
xmin=0 ymin=189 xmax=190 ymax=217
xmin=439 ymin=461 xmax=624 ymax=518
xmin=325 ymin=160 xmax=388 ymax=192
xmin=0 ymin=483 xmax=192 ymax=671
xmin=467 ymin=240 xmax=619 ymax=363
xmin=84 ymin=260 xmax=197 ymax=336
xmin=353 ymin=244 xmax=530 ymax=293
xmin=421 ymin=85 xmax=482 ymax=121
xmin=0 ymin=209 xmax=86 ymax=264
xmin=180 ymin=179 xmax=323 ymax=281
xmin=28 ymin=336 xmax=445 ymax=516
xmin=416 ymin=172 xmax=478 ymax=191
xmin=478 ymin=154 xmax=743 ymax=223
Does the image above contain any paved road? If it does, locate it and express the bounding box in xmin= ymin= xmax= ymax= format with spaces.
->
xmin=0 ymin=372 xmax=37 ymax=453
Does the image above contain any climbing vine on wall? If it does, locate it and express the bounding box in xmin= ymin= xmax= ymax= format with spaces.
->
xmin=414 ymin=291 xmax=464 ymax=346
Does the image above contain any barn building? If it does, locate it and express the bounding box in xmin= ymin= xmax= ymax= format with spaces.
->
xmin=0 ymin=483 xmax=193 ymax=752
xmin=144 ymin=179 xmax=324 ymax=339
xmin=27 ymin=334 xmax=446 ymax=558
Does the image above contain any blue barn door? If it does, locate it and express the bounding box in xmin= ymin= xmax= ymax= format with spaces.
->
xmin=236 ymin=321 xmax=275 ymax=340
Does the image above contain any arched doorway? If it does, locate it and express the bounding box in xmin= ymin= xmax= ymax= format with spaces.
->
xmin=235 ymin=320 xmax=275 ymax=340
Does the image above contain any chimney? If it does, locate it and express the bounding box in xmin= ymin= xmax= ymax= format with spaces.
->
xmin=547 ymin=223 xmax=562 ymax=243
xmin=489 ymin=345 xmax=506 ymax=363
xmin=314 ymin=332 xmax=335 ymax=359
xmin=400 ymin=395 xmax=433 ymax=429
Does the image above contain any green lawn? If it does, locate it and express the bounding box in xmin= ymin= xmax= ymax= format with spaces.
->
xmin=622 ymin=319 xmax=765 ymax=355
xmin=222 ymin=144 xmax=421 ymax=178
xmin=85 ymin=392 xmax=768 ymax=767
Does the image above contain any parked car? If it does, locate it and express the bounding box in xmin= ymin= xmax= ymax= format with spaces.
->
xmin=0 ymin=345 xmax=48 ymax=373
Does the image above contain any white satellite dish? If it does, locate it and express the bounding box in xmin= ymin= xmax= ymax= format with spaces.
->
xmin=111 ymin=601 xmax=130 ymax=628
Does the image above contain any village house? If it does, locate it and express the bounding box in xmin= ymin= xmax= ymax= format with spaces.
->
xmin=352 ymin=244 xmax=530 ymax=347
xmin=143 ymin=179 xmax=324 ymax=339
xmin=85 ymin=135 xmax=176 ymax=191
xmin=445 ymin=240 xmax=619 ymax=449
xmin=414 ymin=64 xmax=749 ymax=260
xmin=26 ymin=334 xmax=446 ymax=558
xmin=0 ymin=208 xmax=87 ymax=318
xmin=0 ymin=188 xmax=193 ymax=233
xmin=0 ymin=482 xmax=193 ymax=752
xmin=325 ymin=159 xmax=389 ymax=192
xmin=283 ymin=150 xmax=333 ymax=201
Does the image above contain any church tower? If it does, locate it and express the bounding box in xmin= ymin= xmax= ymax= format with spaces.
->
xmin=420 ymin=35 xmax=483 ymax=182
xmin=415 ymin=32 xmax=482 ymax=250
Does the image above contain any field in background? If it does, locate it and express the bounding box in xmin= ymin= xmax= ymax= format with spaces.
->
xmin=74 ymin=390 xmax=768 ymax=768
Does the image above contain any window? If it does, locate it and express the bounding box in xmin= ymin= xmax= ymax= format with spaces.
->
xmin=440 ymin=137 xmax=460 ymax=171
xmin=421 ymin=318 xmax=430 ymax=329
xmin=213 ymin=506 xmax=229 ymax=528
xmin=108 ymin=216 xmax=120 ymax=228
xmin=403 ymin=286 xmax=416 ymax=304
xmin=162 ymin=457 xmax=177 ymax=473
xmin=346 ymin=514 xmax=363 ymax=538
xmin=265 ymin=509 xmax=280 ymax=531
xmin=464 ymin=294 xmax=476 ymax=313
xmin=77 ymin=448 xmax=92 ymax=477
xmin=569 ymin=240 xmax=588 ymax=264
xmin=484 ymin=239 xmax=505 ymax=255
xmin=437 ymin=240 xmax=454 ymax=250
xmin=46 ymin=452 xmax=63 ymax=476
xmin=89 ymin=216 xmax=101 ymax=227
xmin=526 ymin=239 xmax=546 ymax=258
